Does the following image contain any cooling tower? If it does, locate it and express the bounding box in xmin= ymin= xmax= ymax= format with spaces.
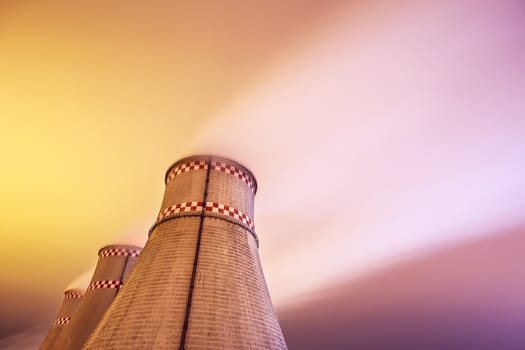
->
xmin=39 ymin=288 xmax=83 ymax=350
xmin=54 ymin=244 xmax=142 ymax=350
xmin=83 ymin=155 xmax=287 ymax=349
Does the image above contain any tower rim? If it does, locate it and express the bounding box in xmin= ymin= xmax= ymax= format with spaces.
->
xmin=164 ymin=154 xmax=258 ymax=194
xmin=97 ymin=244 xmax=143 ymax=257
xmin=63 ymin=288 xmax=84 ymax=295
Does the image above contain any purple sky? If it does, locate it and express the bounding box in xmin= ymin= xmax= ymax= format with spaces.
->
xmin=279 ymin=225 xmax=525 ymax=350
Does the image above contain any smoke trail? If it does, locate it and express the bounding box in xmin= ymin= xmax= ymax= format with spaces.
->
xmin=182 ymin=0 xmax=525 ymax=304
xmin=65 ymin=265 xmax=96 ymax=291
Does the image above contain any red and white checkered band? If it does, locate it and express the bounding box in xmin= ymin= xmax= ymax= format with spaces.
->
xmin=166 ymin=161 xmax=207 ymax=182
xmin=157 ymin=201 xmax=254 ymax=230
xmin=205 ymin=202 xmax=254 ymax=230
xmin=99 ymin=247 xmax=141 ymax=259
xmin=54 ymin=317 xmax=71 ymax=325
xmin=87 ymin=280 xmax=123 ymax=291
xmin=157 ymin=201 xmax=204 ymax=221
xmin=211 ymin=161 xmax=255 ymax=194
xmin=166 ymin=160 xmax=255 ymax=194
xmin=64 ymin=291 xmax=83 ymax=299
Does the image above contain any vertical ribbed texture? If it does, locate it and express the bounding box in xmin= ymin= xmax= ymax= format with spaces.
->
xmin=39 ymin=289 xmax=83 ymax=350
xmin=83 ymin=155 xmax=287 ymax=349
xmin=54 ymin=244 xmax=142 ymax=350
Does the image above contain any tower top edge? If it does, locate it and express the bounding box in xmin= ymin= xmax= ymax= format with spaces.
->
xmin=63 ymin=288 xmax=84 ymax=295
xmin=164 ymin=154 xmax=258 ymax=194
xmin=97 ymin=244 xmax=143 ymax=256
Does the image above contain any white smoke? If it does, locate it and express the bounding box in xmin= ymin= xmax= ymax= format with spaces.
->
xmin=65 ymin=265 xmax=96 ymax=291
xmin=182 ymin=0 xmax=525 ymax=304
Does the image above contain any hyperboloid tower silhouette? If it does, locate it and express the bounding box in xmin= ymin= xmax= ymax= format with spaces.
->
xmin=55 ymin=244 xmax=142 ymax=350
xmin=83 ymin=155 xmax=287 ymax=349
xmin=39 ymin=288 xmax=83 ymax=350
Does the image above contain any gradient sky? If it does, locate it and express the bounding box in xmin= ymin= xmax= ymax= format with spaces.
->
xmin=1 ymin=0 xmax=525 ymax=349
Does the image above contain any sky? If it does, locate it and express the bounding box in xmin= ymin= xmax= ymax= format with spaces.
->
xmin=1 ymin=0 xmax=525 ymax=349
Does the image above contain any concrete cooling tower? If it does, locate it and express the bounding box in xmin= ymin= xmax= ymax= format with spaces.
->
xmin=39 ymin=288 xmax=83 ymax=350
xmin=83 ymin=155 xmax=287 ymax=349
xmin=54 ymin=244 xmax=142 ymax=350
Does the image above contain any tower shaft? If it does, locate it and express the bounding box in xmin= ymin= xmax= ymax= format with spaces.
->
xmin=39 ymin=289 xmax=83 ymax=350
xmin=55 ymin=245 xmax=141 ymax=350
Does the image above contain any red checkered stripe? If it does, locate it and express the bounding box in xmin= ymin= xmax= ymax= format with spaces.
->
xmin=211 ymin=161 xmax=255 ymax=194
xmin=157 ymin=201 xmax=204 ymax=221
xmin=87 ymin=280 xmax=123 ymax=291
xmin=166 ymin=161 xmax=207 ymax=182
xmin=54 ymin=317 xmax=71 ymax=325
xmin=64 ymin=291 xmax=83 ymax=298
xmin=157 ymin=201 xmax=254 ymax=230
xmin=166 ymin=160 xmax=255 ymax=194
xmin=204 ymin=202 xmax=254 ymax=230
xmin=99 ymin=247 xmax=141 ymax=259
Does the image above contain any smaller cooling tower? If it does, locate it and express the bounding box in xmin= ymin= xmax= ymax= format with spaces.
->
xmin=39 ymin=288 xmax=83 ymax=350
xmin=54 ymin=244 xmax=142 ymax=350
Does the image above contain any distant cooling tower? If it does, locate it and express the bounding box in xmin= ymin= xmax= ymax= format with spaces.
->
xmin=83 ymin=155 xmax=287 ymax=349
xmin=54 ymin=244 xmax=142 ymax=350
xmin=39 ymin=288 xmax=83 ymax=350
